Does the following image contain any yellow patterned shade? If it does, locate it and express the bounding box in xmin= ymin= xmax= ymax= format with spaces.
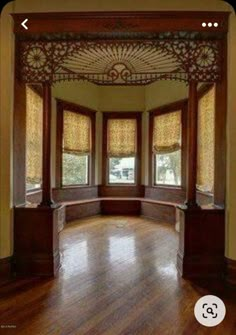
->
xmin=197 ymin=86 xmax=215 ymax=193
xmin=107 ymin=119 xmax=137 ymax=157
xmin=26 ymin=86 xmax=43 ymax=184
xmin=153 ymin=111 xmax=181 ymax=154
xmin=63 ymin=110 xmax=91 ymax=154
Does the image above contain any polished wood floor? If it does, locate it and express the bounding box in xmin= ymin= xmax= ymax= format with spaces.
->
xmin=0 ymin=215 xmax=236 ymax=335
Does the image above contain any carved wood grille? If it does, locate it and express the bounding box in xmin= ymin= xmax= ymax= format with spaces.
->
xmin=19 ymin=39 xmax=222 ymax=85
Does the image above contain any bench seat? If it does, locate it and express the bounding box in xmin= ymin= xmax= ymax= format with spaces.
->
xmin=61 ymin=197 xmax=181 ymax=224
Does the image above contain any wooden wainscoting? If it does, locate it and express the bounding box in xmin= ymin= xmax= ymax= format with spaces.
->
xmin=14 ymin=205 xmax=65 ymax=276
xmin=141 ymin=200 xmax=176 ymax=224
xmin=99 ymin=185 xmax=145 ymax=198
xmin=145 ymin=186 xmax=185 ymax=203
xmin=53 ymin=186 xmax=98 ymax=202
xmin=101 ymin=199 xmax=141 ymax=215
xmin=177 ymin=206 xmax=225 ymax=279
xmin=66 ymin=200 xmax=101 ymax=222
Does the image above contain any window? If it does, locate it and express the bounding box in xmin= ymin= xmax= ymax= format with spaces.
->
xmin=152 ymin=111 xmax=182 ymax=186
xmin=107 ymin=118 xmax=138 ymax=184
xmin=26 ymin=86 xmax=43 ymax=191
xmin=62 ymin=110 xmax=91 ymax=186
xmin=197 ymin=86 xmax=215 ymax=193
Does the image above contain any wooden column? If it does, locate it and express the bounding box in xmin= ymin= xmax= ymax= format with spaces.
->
xmin=40 ymin=83 xmax=54 ymax=207
xmin=185 ymin=81 xmax=199 ymax=209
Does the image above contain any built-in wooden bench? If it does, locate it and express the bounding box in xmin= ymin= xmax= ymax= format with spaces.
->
xmin=61 ymin=197 xmax=180 ymax=225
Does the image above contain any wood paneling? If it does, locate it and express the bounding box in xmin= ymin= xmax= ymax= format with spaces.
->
xmin=141 ymin=201 xmax=176 ymax=224
xmin=101 ymin=200 xmax=140 ymax=215
xmin=26 ymin=186 xmax=98 ymax=203
xmin=14 ymin=205 xmax=65 ymax=276
xmin=177 ymin=206 xmax=225 ymax=279
xmin=145 ymin=186 xmax=185 ymax=203
xmin=53 ymin=186 xmax=98 ymax=202
xmin=99 ymin=185 xmax=144 ymax=198
xmin=12 ymin=12 xmax=229 ymax=35
xmin=66 ymin=201 xmax=100 ymax=222
xmin=63 ymin=197 xmax=178 ymax=223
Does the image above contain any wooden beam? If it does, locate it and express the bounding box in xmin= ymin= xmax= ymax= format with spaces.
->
xmin=12 ymin=11 xmax=229 ymax=35
xmin=39 ymin=84 xmax=54 ymax=207
xmin=185 ymin=81 xmax=199 ymax=209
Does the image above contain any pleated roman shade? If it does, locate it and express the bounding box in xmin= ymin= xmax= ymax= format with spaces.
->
xmin=153 ymin=111 xmax=181 ymax=154
xmin=197 ymin=86 xmax=215 ymax=193
xmin=107 ymin=119 xmax=137 ymax=157
xmin=63 ymin=110 xmax=91 ymax=155
xmin=26 ymin=86 xmax=43 ymax=184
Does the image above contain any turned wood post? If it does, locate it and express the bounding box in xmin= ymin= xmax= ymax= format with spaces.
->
xmin=185 ymin=81 xmax=199 ymax=209
xmin=39 ymin=83 xmax=54 ymax=207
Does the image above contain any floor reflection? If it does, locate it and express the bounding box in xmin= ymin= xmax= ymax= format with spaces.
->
xmin=61 ymin=240 xmax=88 ymax=277
xmin=109 ymin=236 xmax=135 ymax=265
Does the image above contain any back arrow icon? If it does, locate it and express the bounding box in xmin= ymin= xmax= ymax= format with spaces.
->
xmin=21 ymin=19 xmax=28 ymax=30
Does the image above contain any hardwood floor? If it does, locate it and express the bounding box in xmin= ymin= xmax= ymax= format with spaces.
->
xmin=0 ymin=215 xmax=236 ymax=335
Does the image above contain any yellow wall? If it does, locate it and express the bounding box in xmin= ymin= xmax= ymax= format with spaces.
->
xmin=99 ymin=86 xmax=145 ymax=112
xmin=145 ymin=81 xmax=188 ymax=111
xmin=0 ymin=0 xmax=235 ymax=262
xmin=53 ymin=82 xmax=100 ymax=111
xmin=0 ymin=3 xmax=14 ymax=258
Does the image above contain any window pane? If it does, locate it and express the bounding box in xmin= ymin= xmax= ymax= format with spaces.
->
xmin=109 ymin=157 xmax=135 ymax=184
xmin=155 ymin=150 xmax=181 ymax=186
xmin=63 ymin=153 xmax=88 ymax=186
xmin=26 ymin=182 xmax=41 ymax=191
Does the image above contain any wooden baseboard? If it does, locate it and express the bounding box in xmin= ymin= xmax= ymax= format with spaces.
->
xmin=225 ymin=257 xmax=236 ymax=287
xmin=0 ymin=257 xmax=12 ymax=285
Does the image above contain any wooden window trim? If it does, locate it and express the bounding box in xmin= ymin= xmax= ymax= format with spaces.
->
xmin=56 ymin=99 xmax=96 ymax=188
xmin=148 ymin=99 xmax=188 ymax=189
xmin=102 ymin=112 xmax=142 ymax=187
